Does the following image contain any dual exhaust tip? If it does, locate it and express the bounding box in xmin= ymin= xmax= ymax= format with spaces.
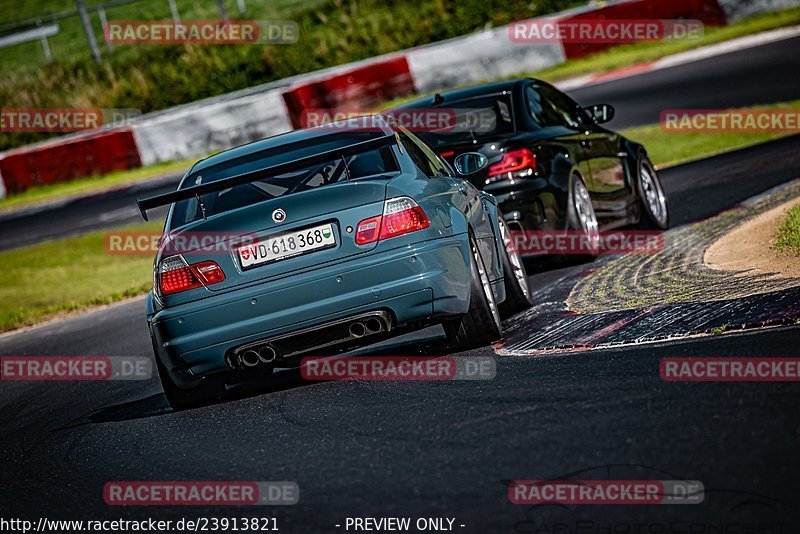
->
xmin=236 ymin=315 xmax=386 ymax=369
xmin=349 ymin=317 xmax=384 ymax=338
xmin=241 ymin=345 xmax=277 ymax=368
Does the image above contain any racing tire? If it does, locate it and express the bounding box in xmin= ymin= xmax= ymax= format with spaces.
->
xmin=497 ymin=216 xmax=534 ymax=318
xmin=565 ymin=173 xmax=600 ymax=261
xmin=637 ymin=157 xmax=670 ymax=230
xmin=444 ymin=234 xmax=502 ymax=351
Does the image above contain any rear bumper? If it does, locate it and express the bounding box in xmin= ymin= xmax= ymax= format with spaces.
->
xmin=149 ymin=234 xmax=471 ymax=387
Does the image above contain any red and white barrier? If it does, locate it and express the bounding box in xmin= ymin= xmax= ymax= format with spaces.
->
xmin=406 ymin=26 xmax=565 ymax=93
xmin=282 ymin=56 xmax=415 ymax=129
xmin=554 ymin=0 xmax=727 ymax=59
xmin=132 ymin=89 xmax=292 ymax=166
xmin=0 ymin=0 xmax=789 ymax=198
xmin=0 ymin=128 xmax=140 ymax=195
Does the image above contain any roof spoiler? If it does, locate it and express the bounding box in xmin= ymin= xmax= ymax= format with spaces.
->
xmin=136 ymin=132 xmax=397 ymax=221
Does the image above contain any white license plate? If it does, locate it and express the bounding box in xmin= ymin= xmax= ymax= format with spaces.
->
xmin=237 ymin=223 xmax=336 ymax=269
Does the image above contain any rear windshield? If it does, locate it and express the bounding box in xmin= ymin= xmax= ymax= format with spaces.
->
xmin=169 ymin=144 xmax=398 ymax=230
xmin=410 ymin=94 xmax=516 ymax=149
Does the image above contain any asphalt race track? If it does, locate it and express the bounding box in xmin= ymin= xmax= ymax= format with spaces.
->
xmin=2 ymin=129 xmax=800 ymax=530
xmin=1 ymin=35 xmax=799 ymax=250
xmin=572 ymin=35 xmax=800 ymax=129
xmin=0 ymin=176 xmax=175 ymax=252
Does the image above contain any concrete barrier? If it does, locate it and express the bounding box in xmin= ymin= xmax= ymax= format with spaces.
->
xmin=719 ymin=0 xmax=800 ymax=22
xmin=132 ymin=89 xmax=293 ymax=166
xmin=407 ymin=25 xmax=565 ymax=93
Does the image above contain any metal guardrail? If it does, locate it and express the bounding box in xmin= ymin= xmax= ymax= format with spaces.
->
xmin=0 ymin=23 xmax=60 ymax=61
xmin=0 ymin=0 xmax=240 ymax=63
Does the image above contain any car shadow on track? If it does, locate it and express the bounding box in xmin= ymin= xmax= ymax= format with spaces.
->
xmin=84 ymin=327 xmax=455 ymax=422
xmin=84 ymin=256 xmax=589 ymax=423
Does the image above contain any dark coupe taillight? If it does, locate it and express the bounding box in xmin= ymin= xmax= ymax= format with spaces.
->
xmin=355 ymin=197 xmax=430 ymax=246
xmin=487 ymin=148 xmax=537 ymax=181
xmin=158 ymin=256 xmax=226 ymax=295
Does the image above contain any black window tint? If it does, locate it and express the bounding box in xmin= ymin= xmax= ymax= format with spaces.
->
xmin=401 ymin=127 xmax=453 ymax=177
xmin=398 ymin=130 xmax=439 ymax=177
xmin=411 ymin=94 xmax=515 ymax=149
xmin=528 ymin=85 xmax=584 ymax=129
xmin=170 ymin=146 xmax=398 ymax=229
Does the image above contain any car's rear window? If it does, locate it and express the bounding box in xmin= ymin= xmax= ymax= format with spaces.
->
xmin=169 ymin=143 xmax=398 ymax=230
xmin=408 ymin=94 xmax=516 ymax=149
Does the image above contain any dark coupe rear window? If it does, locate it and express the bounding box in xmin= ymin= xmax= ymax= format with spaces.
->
xmin=169 ymin=142 xmax=398 ymax=230
xmin=411 ymin=94 xmax=516 ymax=148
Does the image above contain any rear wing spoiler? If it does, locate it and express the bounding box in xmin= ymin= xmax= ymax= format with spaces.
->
xmin=136 ymin=133 xmax=398 ymax=221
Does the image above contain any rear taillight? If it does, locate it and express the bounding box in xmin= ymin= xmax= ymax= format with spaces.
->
xmin=355 ymin=216 xmax=382 ymax=245
xmin=355 ymin=197 xmax=430 ymax=245
xmin=158 ymin=256 xmax=226 ymax=296
xmin=487 ymin=148 xmax=537 ymax=180
xmin=193 ymin=261 xmax=226 ymax=284
xmin=380 ymin=197 xmax=430 ymax=239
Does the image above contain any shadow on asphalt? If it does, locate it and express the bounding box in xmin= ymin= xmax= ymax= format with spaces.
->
xmin=80 ymin=252 xmax=598 ymax=423
xmin=83 ymin=329 xmax=456 ymax=422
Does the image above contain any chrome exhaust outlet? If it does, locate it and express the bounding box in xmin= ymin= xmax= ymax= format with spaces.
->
xmin=241 ymin=350 xmax=260 ymax=368
xmin=349 ymin=322 xmax=366 ymax=338
xmin=258 ymin=345 xmax=277 ymax=364
xmin=228 ymin=310 xmax=393 ymax=368
xmin=365 ymin=317 xmax=383 ymax=333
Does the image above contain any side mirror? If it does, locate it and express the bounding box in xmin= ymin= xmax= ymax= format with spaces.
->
xmin=588 ymin=104 xmax=615 ymax=124
xmin=453 ymin=152 xmax=489 ymax=177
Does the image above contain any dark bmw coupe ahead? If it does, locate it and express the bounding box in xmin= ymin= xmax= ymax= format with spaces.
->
xmin=395 ymin=78 xmax=670 ymax=251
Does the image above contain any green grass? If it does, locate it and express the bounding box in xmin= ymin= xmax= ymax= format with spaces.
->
xmin=0 ymin=221 xmax=161 ymax=332
xmin=0 ymin=157 xmax=196 ymax=213
xmin=0 ymin=0 xmax=580 ymax=152
xmin=710 ymin=324 xmax=729 ymax=335
xmin=0 ymin=0 xmax=326 ymax=69
xmin=621 ymin=100 xmax=800 ymax=168
xmin=774 ymin=204 xmax=800 ymax=256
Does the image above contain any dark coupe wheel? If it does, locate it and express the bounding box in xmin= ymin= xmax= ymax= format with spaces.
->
xmin=444 ymin=234 xmax=502 ymax=351
xmin=637 ymin=157 xmax=669 ymax=229
xmin=497 ymin=217 xmax=533 ymax=318
xmin=566 ymin=173 xmax=600 ymax=258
